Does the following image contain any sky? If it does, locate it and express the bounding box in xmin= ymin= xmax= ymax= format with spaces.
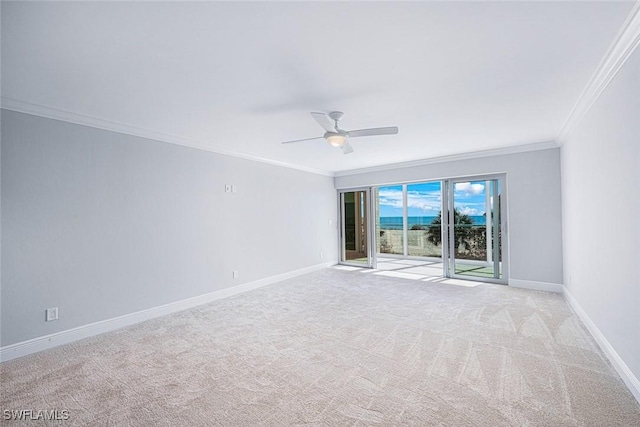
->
xmin=378 ymin=181 xmax=491 ymax=217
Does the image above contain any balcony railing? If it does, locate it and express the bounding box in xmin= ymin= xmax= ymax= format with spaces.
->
xmin=378 ymin=225 xmax=501 ymax=261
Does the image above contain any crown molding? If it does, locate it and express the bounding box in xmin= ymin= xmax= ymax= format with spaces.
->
xmin=2 ymin=98 xmax=556 ymax=180
xmin=0 ymin=98 xmax=559 ymax=179
xmin=0 ymin=97 xmax=335 ymax=177
xmin=557 ymin=1 xmax=640 ymax=145
xmin=333 ymin=140 xmax=559 ymax=177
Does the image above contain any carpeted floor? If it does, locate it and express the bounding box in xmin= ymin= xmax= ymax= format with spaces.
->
xmin=2 ymin=267 xmax=639 ymax=426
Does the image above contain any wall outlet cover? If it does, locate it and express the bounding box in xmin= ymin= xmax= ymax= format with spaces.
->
xmin=46 ymin=307 xmax=59 ymax=322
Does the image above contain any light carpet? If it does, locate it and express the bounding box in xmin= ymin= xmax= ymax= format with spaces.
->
xmin=2 ymin=267 xmax=639 ymax=426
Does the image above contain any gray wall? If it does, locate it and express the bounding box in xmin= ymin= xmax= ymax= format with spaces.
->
xmin=334 ymin=148 xmax=564 ymax=285
xmin=561 ymin=47 xmax=640 ymax=379
xmin=1 ymin=110 xmax=338 ymax=346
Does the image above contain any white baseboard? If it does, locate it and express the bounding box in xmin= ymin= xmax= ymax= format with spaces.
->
xmin=564 ymin=286 xmax=640 ymax=404
xmin=509 ymin=278 xmax=564 ymax=293
xmin=0 ymin=261 xmax=336 ymax=363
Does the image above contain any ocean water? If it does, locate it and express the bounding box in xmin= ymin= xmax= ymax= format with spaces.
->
xmin=380 ymin=216 xmax=487 ymax=230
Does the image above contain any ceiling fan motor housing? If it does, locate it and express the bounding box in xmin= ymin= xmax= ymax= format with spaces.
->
xmin=325 ymin=112 xmax=347 ymax=146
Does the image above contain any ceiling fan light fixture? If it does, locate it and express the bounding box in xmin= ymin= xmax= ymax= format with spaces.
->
xmin=326 ymin=134 xmax=347 ymax=147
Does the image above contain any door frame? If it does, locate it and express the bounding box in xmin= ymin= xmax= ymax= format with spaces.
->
xmin=337 ymin=188 xmax=376 ymax=268
xmin=443 ymin=173 xmax=508 ymax=284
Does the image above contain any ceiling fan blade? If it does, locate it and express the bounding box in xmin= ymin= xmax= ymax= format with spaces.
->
xmin=311 ymin=112 xmax=337 ymax=133
xmin=281 ymin=136 xmax=325 ymax=144
xmin=348 ymin=126 xmax=398 ymax=138
xmin=341 ymin=142 xmax=354 ymax=154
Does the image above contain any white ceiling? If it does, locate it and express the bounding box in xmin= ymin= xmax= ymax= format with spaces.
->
xmin=1 ymin=1 xmax=635 ymax=174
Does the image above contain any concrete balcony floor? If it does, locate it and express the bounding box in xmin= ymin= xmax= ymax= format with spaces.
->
xmin=336 ymin=257 xmax=493 ymax=287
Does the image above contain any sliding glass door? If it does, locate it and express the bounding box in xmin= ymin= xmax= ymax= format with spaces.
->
xmin=445 ymin=176 xmax=506 ymax=282
xmin=338 ymin=175 xmax=507 ymax=283
xmin=339 ymin=189 xmax=374 ymax=267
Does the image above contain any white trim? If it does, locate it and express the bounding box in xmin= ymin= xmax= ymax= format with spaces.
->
xmin=564 ymin=286 xmax=640 ymax=404
xmin=0 ymin=261 xmax=336 ymax=363
xmin=0 ymin=99 xmax=334 ymax=177
xmin=334 ymin=141 xmax=558 ymax=177
xmin=1 ymin=99 xmax=559 ymax=180
xmin=557 ymin=2 xmax=640 ymax=144
xmin=508 ymin=278 xmax=563 ymax=293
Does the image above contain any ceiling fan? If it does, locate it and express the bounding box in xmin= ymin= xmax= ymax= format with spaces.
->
xmin=281 ymin=111 xmax=399 ymax=154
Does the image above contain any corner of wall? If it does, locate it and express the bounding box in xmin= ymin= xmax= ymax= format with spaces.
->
xmin=563 ymin=286 xmax=640 ymax=404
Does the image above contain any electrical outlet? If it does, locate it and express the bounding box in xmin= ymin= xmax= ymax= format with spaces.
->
xmin=225 ymin=184 xmax=232 ymax=193
xmin=46 ymin=307 xmax=58 ymax=322
xmin=320 ymin=251 xmax=324 ymax=259
xmin=231 ymin=185 xmax=237 ymax=193
xmin=233 ymin=270 xmax=239 ymax=279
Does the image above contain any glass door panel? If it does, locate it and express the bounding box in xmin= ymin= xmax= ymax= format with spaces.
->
xmin=449 ymin=178 xmax=503 ymax=281
xmin=340 ymin=190 xmax=371 ymax=266
xmin=376 ymin=185 xmax=404 ymax=256
xmin=406 ymin=181 xmax=442 ymax=258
